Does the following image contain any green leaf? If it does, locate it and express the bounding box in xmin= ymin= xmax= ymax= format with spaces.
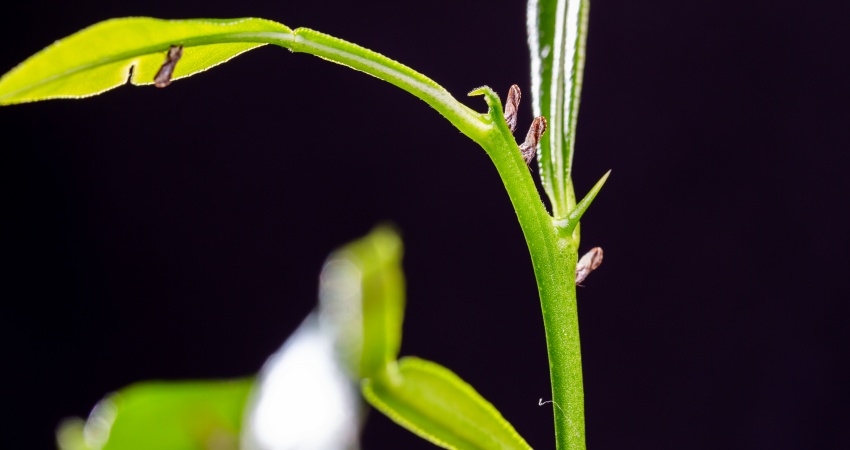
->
xmin=0 ymin=17 xmax=488 ymax=144
xmin=319 ymin=225 xmax=405 ymax=379
xmin=0 ymin=17 xmax=292 ymax=105
xmin=56 ymin=379 xmax=254 ymax=450
xmin=362 ymin=357 xmax=531 ymax=450
xmin=527 ymin=0 xmax=590 ymax=217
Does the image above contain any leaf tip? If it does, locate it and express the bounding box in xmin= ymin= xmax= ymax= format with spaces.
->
xmin=559 ymin=169 xmax=611 ymax=234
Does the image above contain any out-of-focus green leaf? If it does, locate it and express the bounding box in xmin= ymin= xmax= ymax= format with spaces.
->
xmin=527 ymin=0 xmax=590 ymax=217
xmin=56 ymin=379 xmax=253 ymax=450
xmin=362 ymin=357 xmax=532 ymax=450
xmin=323 ymin=228 xmax=531 ymax=449
xmin=319 ymin=225 xmax=405 ymax=379
xmin=0 ymin=17 xmax=291 ymax=105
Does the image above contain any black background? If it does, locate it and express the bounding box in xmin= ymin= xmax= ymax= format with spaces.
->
xmin=2 ymin=0 xmax=849 ymax=449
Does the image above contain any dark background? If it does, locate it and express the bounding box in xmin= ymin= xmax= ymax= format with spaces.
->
xmin=2 ymin=0 xmax=848 ymax=448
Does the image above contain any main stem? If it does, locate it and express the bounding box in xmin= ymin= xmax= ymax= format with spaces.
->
xmin=497 ymin=145 xmax=585 ymax=450
xmin=472 ymin=90 xmax=585 ymax=450
xmin=266 ymin=34 xmax=588 ymax=447
xmin=539 ymin=228 xmax=584 ymax=450
xmin=261 ymin=33 xmax=591 ymax=448
xmin=512 ymin=181 xmax=585 ymax=450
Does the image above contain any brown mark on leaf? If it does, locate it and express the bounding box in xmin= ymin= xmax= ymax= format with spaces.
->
xmin=519 ymin=116 xmax=547 ymax=165
xmin=575 ymin=247 xmax=603 ymax=286
xmin=154 ymin=45 xmax=183 ymax=88
xmin=504 ymin=84 xmax=521 ymax=133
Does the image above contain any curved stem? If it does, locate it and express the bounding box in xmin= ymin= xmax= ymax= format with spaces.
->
xmin=202 ymin=28 xmax=490 ymax=141
xmin=263 ymin=28 xmax=589 ymax=445
xmin=471 ymin=88 xmax=584 ymax=450
xmin=198 ymin=26 xmax=590 ymax=450
xmin=205 ymin=28 xmax=589 ymax=450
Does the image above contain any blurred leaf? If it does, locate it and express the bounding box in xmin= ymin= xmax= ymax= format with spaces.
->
xmin=57 ymin=379 xmax=253 ymax=450
xmin=242 ymin=314 xmax=361 ymax=450
xmin=527 ymin=0 xmax=590 ymax=217
xmin=362 ymin=357 xmax=532 ymax=450
xmin=0 ymin=17 xmax=291 ymax=105
xmin=242 ymin=226 xmax=404 ymax=449
xmin=318 ymin=227 xmax=532 ymax=449
xmin=319 ymin=225 xmax=405 ymax=379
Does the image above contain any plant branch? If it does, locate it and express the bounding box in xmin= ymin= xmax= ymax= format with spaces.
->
xmin=175 ymin=28 xmax=491 ymax=141
xmin=470 ymin=87 xmax=585 ymax=450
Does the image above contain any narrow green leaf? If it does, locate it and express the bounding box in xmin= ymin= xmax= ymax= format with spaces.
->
xmin=527 ymin=0 xmax=590 ymax=217
xmin=557 ymin=169 xmax=610 ymax=235
xmin=320 ymin=225 xmax=405 ymax=379
xmin=0 ymin=18 xmax=292 ymax=104
xmin=56 ymin=379 xmax=253 ymax=450
xmin=362 ymin=357 xmax=531 ymax=450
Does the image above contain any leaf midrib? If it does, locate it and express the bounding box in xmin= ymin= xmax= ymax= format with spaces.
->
xmin=0 ymin=31 xmax=294 ymax=101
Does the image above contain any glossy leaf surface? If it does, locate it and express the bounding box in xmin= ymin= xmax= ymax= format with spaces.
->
xmin=362 ymin=357 xmax=532 ymax=450
xmin=0 ymin=18 xmax=291 ymax=104
xmin=57 ymin=379 xmax=253 ymax=450
xmin=527 ymin=0 xmax=590 ymax=217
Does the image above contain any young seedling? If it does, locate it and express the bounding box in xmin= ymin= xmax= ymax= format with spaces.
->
xmin=1 ymin=0 xmax=605 ymax=448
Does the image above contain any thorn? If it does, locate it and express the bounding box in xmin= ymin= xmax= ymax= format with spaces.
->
xmin=519 ymin=116 xmax=547 ymax=165
xmin=575 ymin=247 xmax=603 ymax=286
xmin=503 ymin=84 xmax=521 ymax=133
xmin=154 ymin=45 xmax=183 ymax=88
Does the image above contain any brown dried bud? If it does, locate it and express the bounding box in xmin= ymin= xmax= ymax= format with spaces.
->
xmin=503 ymin=84 xmax=521 ymax=133
xmin=575 ymin=247 xmax=603 ymax=286
xmin=154 ymin=45 xmax=183 ymax=88
xmin=519 ymin=116 xmax=547 ymax=165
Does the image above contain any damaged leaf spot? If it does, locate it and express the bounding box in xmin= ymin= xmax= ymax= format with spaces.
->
xmin=154 ymin=45 xmax=183 ymax=88
xmin=519 ymin=116 xmax=547 ymax=165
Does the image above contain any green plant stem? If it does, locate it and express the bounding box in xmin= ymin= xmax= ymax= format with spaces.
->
xmin=469 ymin=88 xmax=584 ymax=450
xmin=229 ymin=28 xmax=588 ymax=449
xmin=166 ymin=27 xmax=489 ymax=142
xmin=168 ymin=26 xmax=590 ymax=449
